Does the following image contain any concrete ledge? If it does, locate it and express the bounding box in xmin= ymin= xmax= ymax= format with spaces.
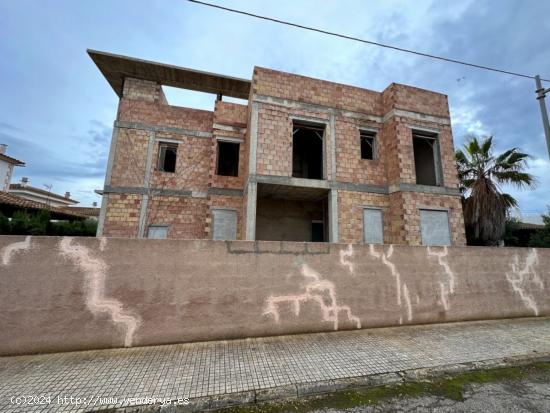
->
xmin=207 ymin=187 xmax=244 ymax=197
xmin=250 ymin=174 xmax=460 ymax=196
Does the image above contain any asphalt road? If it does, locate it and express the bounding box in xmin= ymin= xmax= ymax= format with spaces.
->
xmin=311 ymin=368 xmax=550 ymax=413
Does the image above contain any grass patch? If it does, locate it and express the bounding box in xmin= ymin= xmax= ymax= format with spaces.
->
xmin=218 ymin=362 xmax=550 ymax=413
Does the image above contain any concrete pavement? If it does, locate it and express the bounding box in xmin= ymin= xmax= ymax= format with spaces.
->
xmin=1 ymin=317 xmax=550 ymax=412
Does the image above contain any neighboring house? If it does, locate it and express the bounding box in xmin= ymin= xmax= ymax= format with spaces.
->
xmin=90 ymin=50 xmax=466 ymax=246
xmin=0 ymin=145 xmax=84 ymax=221
xmin=0 ymin=144 xmax=25 ymax=191
xmin=0 ymin=191 xmax=86 ymax=220
xmin=62 ymin=203 xmax=100 ymax=221
xmin=9 ymin=178 xmax=78 ymax=207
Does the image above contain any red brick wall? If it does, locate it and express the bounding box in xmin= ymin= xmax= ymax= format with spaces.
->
xmin=109 ymin=128 xmax=149 ymax=187
xmin=103 ymin=71 xmax=465 ymax=245
xmin=338 ymin=191 xmax=390 ymax=243
xmin=252 ymin=67 xmax=382 ymax=115
xmin=384 ymin=116 xmax=459 ymax=189
xmin=400 ymin=192 xmax=466 ymax=246
xmin=335 ymin=119 xmax=387 ymax=186
xmin=102 ymin=194 xmax=142 ymax=237
xmin=255 ymin=104 xmax=331 ymax=177
xmin=214 ymin=101 xmax=247 ymax=127
xmin=381 ymin=83 xmax=450 ymax=117
xmin=145 ymin=196 xmax=208 ymax=239
xmin=210 ymin=138 xmax=247 ymax=189
xmin=337 ymin=190 xmax=465 ymax=246
xmin=118 ymin=78 xmax=213 ymax=131
xmin=149 ymin=133 xmax=211 ymax=193
xmin=205 ymin=195 xmax=244 ymax=239
xmin=103 ymin=77 xmax=218 ymax=238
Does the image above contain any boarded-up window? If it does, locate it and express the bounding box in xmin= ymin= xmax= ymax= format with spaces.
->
xmin=363 ymin=208 xmax=383 ymax=244
xmin=212 ymin=209 xmax=237 ymax=240
xmin=147 ymin=225 xmax=169 ymax=239
xmin=420 ymin=209 xmax=451 ymax=246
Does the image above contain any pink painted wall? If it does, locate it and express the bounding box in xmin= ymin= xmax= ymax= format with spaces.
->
xmin=0 ymin=236 xmax=548 ymax=356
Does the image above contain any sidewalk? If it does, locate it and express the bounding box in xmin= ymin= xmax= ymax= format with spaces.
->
xmin=1 ymin=318 xmax=550 ymax=412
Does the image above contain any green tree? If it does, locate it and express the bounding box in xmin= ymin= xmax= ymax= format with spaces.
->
xmin=529 ymin=209 xmax=550 ymax=248
xmin=502 ymin=217 xmax=521 ymax=247
xmin=0 ymin=210 xmax=97 ymax=236
xmin=0 ymin=212 xmax=10 ymax=234
xmin=455 ymin=136 xmax=536 ymax=245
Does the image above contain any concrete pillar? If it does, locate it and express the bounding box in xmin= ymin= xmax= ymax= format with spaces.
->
xmin=248 ymin=102 xmax=259 ymax=175
xmin=96 ymin=125 xmax=120 ymax=237
xmin=137 ymin=131 xmax=156 ymax=238
xmin=329 ymin=189 xmax=339 ymax=242
xmin=245 ymin=100 xmax=260 ymax=241
xmin=245 ymin=181 xmax=257 ymax=240
xmin=329 ymin=114 xmax=337 ymax=182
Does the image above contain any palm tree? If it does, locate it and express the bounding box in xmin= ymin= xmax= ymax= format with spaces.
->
xmin=455 ymin=136 xmax=536 ymax=245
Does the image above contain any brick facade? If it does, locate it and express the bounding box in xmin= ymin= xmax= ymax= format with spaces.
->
xmin=97 ymin=58 xmax=466 ymax=246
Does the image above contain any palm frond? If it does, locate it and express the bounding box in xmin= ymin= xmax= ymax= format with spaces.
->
xmin=501 ymin=193 xmax=518 ymax=208
xmin=456 ymin=135 xmax=537 ymax=245
xmin=492 ymin=171 xmax=537 ymax=189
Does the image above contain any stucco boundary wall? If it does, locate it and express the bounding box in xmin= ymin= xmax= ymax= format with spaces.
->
xmin=0 ymin=236 xmax=548 ymax=356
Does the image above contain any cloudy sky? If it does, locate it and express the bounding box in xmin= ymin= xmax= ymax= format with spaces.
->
xmin=1 ymin=0 xmax=549 ymax=218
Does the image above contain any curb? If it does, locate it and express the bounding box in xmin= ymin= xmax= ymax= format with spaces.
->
xmin=89 ymin=352 xmax=550 ymax=413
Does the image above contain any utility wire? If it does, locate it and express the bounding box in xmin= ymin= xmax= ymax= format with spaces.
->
xmin=188 ymin=0 xmax=550 ymax=82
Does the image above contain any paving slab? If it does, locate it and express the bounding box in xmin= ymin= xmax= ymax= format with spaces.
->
xmin=1 ymin=318 xmax=549 ymax=412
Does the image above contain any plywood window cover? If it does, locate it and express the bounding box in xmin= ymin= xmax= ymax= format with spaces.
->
xmin=362 ymin=207 xmax=384 ymax=244
xmin=147 ymin=225 xmax=169 ymax=239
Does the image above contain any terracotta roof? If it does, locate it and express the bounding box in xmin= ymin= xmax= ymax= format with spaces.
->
xmin=0 ymin=192 xmax=86 ymax=220
xmin=9 ymin=184 xmax=79 ymax=203
xmin=0 ymin=153 xmax=25 ymax=166
xmin=62 ymin=206 xmax=100 ymax=217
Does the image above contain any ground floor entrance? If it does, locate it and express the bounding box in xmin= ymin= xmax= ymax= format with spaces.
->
xmin=255 ymin=183 xmax=329 ymax=242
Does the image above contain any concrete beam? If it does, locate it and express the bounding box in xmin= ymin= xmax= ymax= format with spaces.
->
xmin=384 ymin=108 xmax=451 ymax=126
xmin=250 ymin=174 xmax=459 ymax=197
xmin=103 ymin=185 xmax=193 ymax=197
xmin=389 ymin=183 xmax=460 ymax=196
xmin=208 ymin=187 xmax=244 ymax=197
xmin=253 ymin=94 xmax=452 ymax=127
xmin=252 ymin=175 xmax=331 ymax=190
xmin=213 ymin=123 xmax=247 ymax=133
xmin=115 ymin=121 xmax=212 ymax=139
xmin=253 ymin=94 xmax=383 ymax=123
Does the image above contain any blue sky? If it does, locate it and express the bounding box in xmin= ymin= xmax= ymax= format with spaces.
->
xmin=0 ymin=0 xmax=549 ymax=218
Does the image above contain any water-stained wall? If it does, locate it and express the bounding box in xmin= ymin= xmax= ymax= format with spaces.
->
xmin=0 ymin=236 xmax=548 ymax=356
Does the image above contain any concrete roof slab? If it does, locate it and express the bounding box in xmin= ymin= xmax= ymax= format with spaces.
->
xmin=87 ymin=49 xmax=251 ymax=99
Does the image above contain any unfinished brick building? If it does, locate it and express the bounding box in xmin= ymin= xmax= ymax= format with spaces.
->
xmin=90 ymin=50 xmax=466 ymax=246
